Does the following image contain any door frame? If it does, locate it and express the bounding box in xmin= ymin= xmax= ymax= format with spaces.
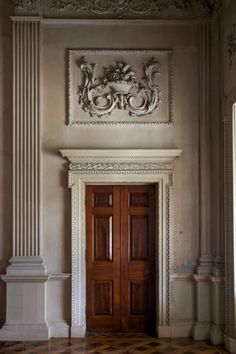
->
xmin=85 ymin=184 xmax=157 ymax=333
xmin=60 ymin=149 xmax=182 ymax=337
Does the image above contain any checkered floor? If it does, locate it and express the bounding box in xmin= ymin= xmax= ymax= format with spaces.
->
xmin=0 ymin=333 xmax=228 ymax=353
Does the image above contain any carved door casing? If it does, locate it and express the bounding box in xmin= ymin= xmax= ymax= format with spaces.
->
xmin=86 ymin=185 xmax=156 ymax=332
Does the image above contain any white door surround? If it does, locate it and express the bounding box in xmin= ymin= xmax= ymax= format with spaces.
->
xmin=60 ymin=149 xmax=182 ymax=337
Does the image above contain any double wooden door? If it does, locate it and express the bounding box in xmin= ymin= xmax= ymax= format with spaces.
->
xmin=86 ymin=185 xmax=156 ymax=333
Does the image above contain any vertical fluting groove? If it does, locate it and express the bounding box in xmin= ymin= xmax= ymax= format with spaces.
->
xmin=35 ymin=22 xmax=39 ymax=256
xmin=23 ymin=22 xmax=27 ymax=256
xmin=16 ymin=22 xmax=20 ymax=257
xmin=34 ymin=22 xmax=37 ymax=256
xmin=27 ymin=23 xmax=30 ymax=256
xmin=12 ymin=22 xmax=16 ymax=256
xmin=32 ymin=22 xmax=35 ymax=256
xmin=29 ymin=23 xmax=32 ymax=257
xmin=12 ymin=19 xmax=41 ymax=258
xmin=20 ymin=22 xmax=23 ymax=257
xmin=200 ymin=22 xmax=211 ymax=258
xmin=31 ymin=22 xmax=35 ymax=256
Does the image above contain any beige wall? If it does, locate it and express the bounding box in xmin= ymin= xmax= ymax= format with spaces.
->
xmin=0 ymin=0 xmax=12 ymax=325
xmin=41 ymin=21 xmax=199 ymax=324
xmin=0 ymin=3 xmax=211 ymax=329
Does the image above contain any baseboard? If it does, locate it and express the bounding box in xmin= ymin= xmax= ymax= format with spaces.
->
xmin=0 ymin=322 xmax=49 ymax=341
xmin=210 ymin=323 xmax=224 ymax=345
xmin=193 ymin=321 xmax=210 ymax=340
xmin=224 ymin=334 xmax=236 ymax=353
xmin=158 ymin=322 xmax=194 ymax=338
xmin=48 ymin=320 xmax=69 ymax=338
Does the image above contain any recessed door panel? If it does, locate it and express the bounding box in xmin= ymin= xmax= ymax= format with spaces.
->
xmin=86 ymin=185 xmax=156 ymax=333
xmin=130 ymin=215 xmax=149 ymax=260
xmin=94 ymin=280 xmax=113 ymax=315
xmin=93 ymin=215 xmax=113 ymax=261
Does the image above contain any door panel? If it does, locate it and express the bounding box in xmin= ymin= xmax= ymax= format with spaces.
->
xmin=93 ymin=215 xmax=113 ymax=261
xmin=121 ymin=185 xmax=156 ymax=333
xmin=86 ymin=186 xmax=121 ymax=332
xmin=86 ymin=185 xmax=156 ymax=333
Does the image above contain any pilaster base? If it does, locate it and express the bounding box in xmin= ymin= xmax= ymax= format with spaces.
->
xmin=0 ymin=323 xmax=49 ymax=341
xmin=48 ymin=321 xmax=69 ymax=338
xmin=196 ymin=256 xmax=214 ymax=275
xmin=6 ymin=256 xmax=47 ymax=276
xmin=193 ymin=321 xmax=210 ymax=340
xmin=70 ymin=324 xmax=86 ymax=338
xmin=0 ymin=261 xmax=49 ymax=341
xmin=224 ymin=335 xmax=236 ymax=353
xmin=210 ymin=324 xmax=224 ymax=345
xmin=157 ymin=322 xmax=193 ymax=338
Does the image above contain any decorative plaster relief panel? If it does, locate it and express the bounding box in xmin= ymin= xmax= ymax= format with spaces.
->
xmin=228 ymin=24 xmax=236 ymax=64
xmin=68 ymin=49 xmax=173 ymax=126
xmin=11 ymin=0 xmax=222 ymax=17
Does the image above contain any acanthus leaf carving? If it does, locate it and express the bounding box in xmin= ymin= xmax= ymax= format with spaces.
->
xmin=198 ymin=0 xmax=222 ymax=15
xmin=69 ymin=162 xmax=172 ymax=171
xmin=50 ymin=0 xmax=191 ymax=18
xmin=12 ymin=0 xmax=41 ymax=14
xmin=77 ymin=57 xmax=161 ymax=118
xmin=227 ymin=24 xmax=236 ymax=65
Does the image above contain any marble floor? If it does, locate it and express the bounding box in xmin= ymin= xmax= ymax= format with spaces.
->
xmin=0 ymin=333 xmax=228 ymax=354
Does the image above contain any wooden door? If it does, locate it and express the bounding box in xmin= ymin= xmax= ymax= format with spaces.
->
xmin=86 ymin=185 xmax=156 ymax=333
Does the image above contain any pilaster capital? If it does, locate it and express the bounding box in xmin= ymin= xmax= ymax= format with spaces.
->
xmin=12 ymin=0 xmax=41 ymax=16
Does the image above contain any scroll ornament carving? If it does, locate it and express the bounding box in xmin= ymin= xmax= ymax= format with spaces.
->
xmin=12 ymin=0 xmax=40 ymax=13
xmin=51 ymin=0 xmax=191 ymax=17
xmin=228 ymin=24 xmax=236 ymax=65
xmin=199 ymin=0 xmax=222 ymax=15
xmin=78 ymin=57 xmax=161 ymax=118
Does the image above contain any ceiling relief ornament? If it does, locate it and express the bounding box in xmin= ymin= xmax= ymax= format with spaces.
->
xmin=199 ymin=0 xmax=222 ymax=15
xmin=68 ymin=49 xmax=173 ymax=126
xmin=78 ymin=57 xmax=161 ymax=118
xmin=11 ymin=0 xmax=223 ymax=18
xmin=228 ymin=24 xmax=236 ymax=65
xmin=50 ymin=0 xmax=191 ymax=17
xmin=12 ymin=0 xmax=41 ymax=14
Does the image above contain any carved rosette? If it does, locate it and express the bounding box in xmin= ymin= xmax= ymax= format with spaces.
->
xmin=78 ymin=57 xmax=161 ymax=118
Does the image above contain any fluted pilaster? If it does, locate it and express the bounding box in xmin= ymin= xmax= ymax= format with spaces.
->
xmin=0 ymin=16 xmax=49 ymax=341
xmin=197 ymin=21 xmax=214 ymax=274
xmin=6 ymin=17 xmax=46 ymax=276
xmin=12 ymin=18 xmax=41 ymax=257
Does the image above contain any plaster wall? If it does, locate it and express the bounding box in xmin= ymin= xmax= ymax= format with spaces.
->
xmin=41 ymin=21 xmax=199 ymax=326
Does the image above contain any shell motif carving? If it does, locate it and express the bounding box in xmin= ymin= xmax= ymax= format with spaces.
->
xmin=78 ymin=57 xmax=161 ymax=118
